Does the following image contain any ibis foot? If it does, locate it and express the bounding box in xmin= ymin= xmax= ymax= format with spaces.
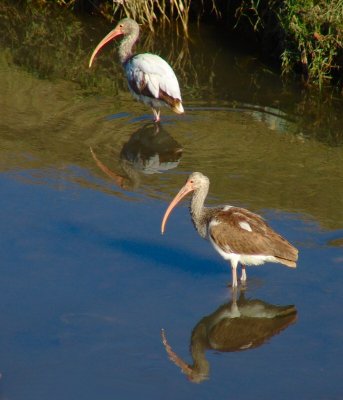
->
xmin=152 ymin=108 xmax=161 ymax=123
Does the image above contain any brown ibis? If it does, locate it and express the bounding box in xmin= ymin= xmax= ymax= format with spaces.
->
xmin=161 ymin=172 xmax=298 ymax=287
xmin=89 ymin=18 xmax=184 ymax=122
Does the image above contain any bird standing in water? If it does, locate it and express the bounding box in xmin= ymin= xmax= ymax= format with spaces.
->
xmin=161 ymin=172 xmax=298 ymax=287
xmin=89 ymin=18 xmax=184 ymax=122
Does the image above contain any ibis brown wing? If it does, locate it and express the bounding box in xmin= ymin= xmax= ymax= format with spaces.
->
xmin=158 ymin=89 xmax=182 ymax=109
xmin=209 ymin=207 xmax=298 ymax=263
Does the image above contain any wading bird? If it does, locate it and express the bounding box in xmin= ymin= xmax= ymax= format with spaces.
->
xmin=89 ymin=18 xmax=184 ymax=122
xmin=161 ymin=172 xmax=298 ymax=287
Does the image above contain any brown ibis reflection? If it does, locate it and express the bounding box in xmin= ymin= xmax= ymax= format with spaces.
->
xmin=90 ymin=123 xmax=182 ymax=189
xmin=162 ymin=289 xmax=297 ymax=383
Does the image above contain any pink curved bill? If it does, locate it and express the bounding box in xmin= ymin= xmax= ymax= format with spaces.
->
xmin=161 ymin=181 xmax=194 ymax=234
xmin=89 ymin=27 xmax=122 ymax=68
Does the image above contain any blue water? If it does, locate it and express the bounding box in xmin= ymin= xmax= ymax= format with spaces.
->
xmin=0 ymin=167 xmax=342 ymax=399
xmin=0 ymin=8 xmax=343 ymax=399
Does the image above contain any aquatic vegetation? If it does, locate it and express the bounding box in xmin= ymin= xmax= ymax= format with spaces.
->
xmin=279 ymin=0 xmax=343 ymax=89
xmin=232 ymin=0 xmax=343 ymax=90
xmin=6 ymin=0 xmax=341 ymax=89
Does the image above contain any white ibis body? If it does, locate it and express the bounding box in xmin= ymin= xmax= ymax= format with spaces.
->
xmin=89 ymin=18 xmax=184 ymax=122
xmin=161 ymin=172 xmax=298 ymax=287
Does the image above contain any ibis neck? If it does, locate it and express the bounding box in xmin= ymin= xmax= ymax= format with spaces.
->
xmin=190 ymin=350 xmax=209 ymax=382
xmin=190 ymin=186 xmax=209 ymax=238
xmin=119 ymin=32 xmax=138 ymax=64
xmin=189 ymin=323 xmax=210 ymax=382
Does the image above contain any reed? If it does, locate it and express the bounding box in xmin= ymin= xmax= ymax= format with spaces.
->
xmin=43 ymin=0 xmax=218 ymax=37
xmin=111 ymin=0 xmax=219 ymax=37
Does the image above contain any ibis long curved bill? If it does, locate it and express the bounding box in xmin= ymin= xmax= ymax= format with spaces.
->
xmin=161 ymin=180 xmax=195 ymax=234
xmin=89 ymin=26 xmax=123 ymax=68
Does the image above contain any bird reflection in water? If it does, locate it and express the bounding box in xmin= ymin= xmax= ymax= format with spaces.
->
xmin=90 ymin=123 xmax=182 ymax=189
xmin=161 ymin=289 xmax=297 ymax=383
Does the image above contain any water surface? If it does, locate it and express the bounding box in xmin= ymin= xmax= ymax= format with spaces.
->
xmin=0 ymin=5 xmax=343 ymax=400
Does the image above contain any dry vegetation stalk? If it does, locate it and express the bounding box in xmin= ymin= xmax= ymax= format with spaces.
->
xmin=111 ymin=0 xmax=218 ymax=37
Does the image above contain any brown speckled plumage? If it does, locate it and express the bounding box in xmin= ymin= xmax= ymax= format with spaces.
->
xmin=210 ymin=207 xmax=298 ymax=267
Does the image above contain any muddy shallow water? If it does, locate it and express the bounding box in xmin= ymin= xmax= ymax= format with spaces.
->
xmin=0 ymin=6 xmax=343 ymax=400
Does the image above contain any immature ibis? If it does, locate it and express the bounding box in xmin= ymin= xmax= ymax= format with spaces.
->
xmin=161 ymin=172 xmax=298 ymax=287
xmin=89 ymin=18 xmax=184 ymax=122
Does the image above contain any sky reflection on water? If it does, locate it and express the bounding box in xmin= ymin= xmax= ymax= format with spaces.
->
xmin=0 ymin=6 xmax=343 ymax=400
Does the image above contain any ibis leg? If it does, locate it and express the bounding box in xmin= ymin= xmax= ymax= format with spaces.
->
xmin=230 ymin=286 xmax=240 ymax=317
xmin=230 ymin=259 xmax=238 ymax=288
xmin=241 ymin=264 xmax=247 ymax=282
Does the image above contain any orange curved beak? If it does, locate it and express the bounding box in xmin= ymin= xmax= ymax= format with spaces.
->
xmin=89 ymin=26 xmax=123 ymax=68
xmin=161 ymin=180 xmax=194 ymax=234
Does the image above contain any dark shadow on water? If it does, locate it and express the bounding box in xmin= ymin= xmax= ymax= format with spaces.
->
xmin=56 ymin=216 xmax=222 ymax=275
xmin=112 ymin=238 xmax=222 ymax=275
xmin=161 ymin=288 xmax=297 ymax=383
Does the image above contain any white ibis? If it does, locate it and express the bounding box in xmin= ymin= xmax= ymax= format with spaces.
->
xmin=89 ymin=18 xmax=184 ymax=122
xmin=161 ymin=172 xmax=298 ymax=287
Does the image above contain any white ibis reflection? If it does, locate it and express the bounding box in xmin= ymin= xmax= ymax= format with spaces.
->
xmin=90 ymin=123 xmax=182 ymax=189
xmin=161 ymin=172 xmax=298 ymax=287
xmin=89 ymin=18 xmax=184 ymax=122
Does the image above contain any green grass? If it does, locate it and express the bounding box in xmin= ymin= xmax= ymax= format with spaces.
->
xmin=280 ymin=0 xmax=343 ymax=88
xmin=233 ymin=0 xmax=343 ymax=89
